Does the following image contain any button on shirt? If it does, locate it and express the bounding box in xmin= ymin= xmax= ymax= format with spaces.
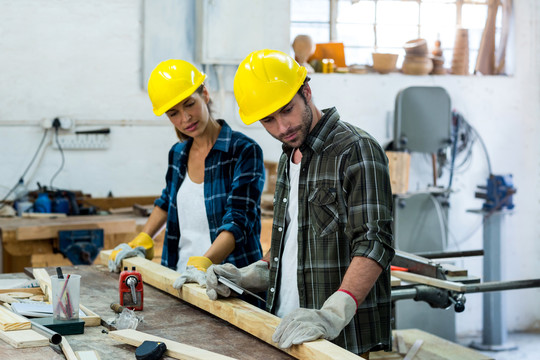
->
xmin=266 ymin=108 xmax=395 ymax=355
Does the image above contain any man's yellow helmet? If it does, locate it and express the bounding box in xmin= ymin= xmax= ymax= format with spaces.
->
xmin=234 ymin=49 xmax=307 ymax=125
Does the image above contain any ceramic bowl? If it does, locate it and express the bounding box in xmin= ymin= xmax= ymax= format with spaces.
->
xmin=372 ymin=53 xmax=399 ymax=74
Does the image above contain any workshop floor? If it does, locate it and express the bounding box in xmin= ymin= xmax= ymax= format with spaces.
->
xmin=457 ymin=331 xmax=540 ymax=360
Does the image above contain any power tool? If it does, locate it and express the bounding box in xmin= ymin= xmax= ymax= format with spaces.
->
xmin=119 ymin=266 xmax=143 ymax=311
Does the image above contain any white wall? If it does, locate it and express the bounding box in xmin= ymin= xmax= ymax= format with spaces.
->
xmin=0 ymin=0 xmax=539 ymax=335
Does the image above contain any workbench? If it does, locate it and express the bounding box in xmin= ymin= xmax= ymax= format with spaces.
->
xmin=0 ymin=265 xmax=294 ymax=360
xmin=0 ymin=214 xmax=163 ymax=273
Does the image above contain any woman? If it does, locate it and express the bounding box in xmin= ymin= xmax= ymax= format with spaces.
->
xmin=109 ymin=59 xmax=265 ymax=290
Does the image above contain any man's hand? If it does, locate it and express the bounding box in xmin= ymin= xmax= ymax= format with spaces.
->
xmin=107 ymin=232 xmax=154 ymax=272
xmin=272 ymin=290 xmax=357 ymax=348
xmin=205 ymin=260 xmax=269 ymax=300
xmin=173 ymin=256 xmax=212 ymax=289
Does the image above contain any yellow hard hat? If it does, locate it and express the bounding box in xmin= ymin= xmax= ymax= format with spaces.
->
xmin=147 ymin=59 xmax=207 ymax=116
xmin=234 ymin=49 xmax=307 ymax=125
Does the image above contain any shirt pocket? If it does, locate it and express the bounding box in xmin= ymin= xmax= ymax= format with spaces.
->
xmin=308 ymin=187 xmax=339 ymax=237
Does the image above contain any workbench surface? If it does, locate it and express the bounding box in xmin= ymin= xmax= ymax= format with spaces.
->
xmin=0 ymin=265 xmax=293 ymax=360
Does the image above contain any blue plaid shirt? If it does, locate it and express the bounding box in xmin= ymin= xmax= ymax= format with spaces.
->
xmin=155 ymin=120 xmax=265 ymax=270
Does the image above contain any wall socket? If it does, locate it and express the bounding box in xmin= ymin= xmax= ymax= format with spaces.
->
xmin=42 ymin=117 xmax=73 ymax=130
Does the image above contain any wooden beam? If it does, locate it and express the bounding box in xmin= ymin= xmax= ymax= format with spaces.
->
xmin=100 ymin=250 xmax=363 ymax=360
xmin=15 ymin=215 xmax=137 ymax=241
xmin=0 ymin=328 xmax=49 ymax=348
xmin=391 ymin=271 xmax=466 ymax=292
xmin=0 ymin=306 xmax=31 ymax=331
xmin=110 ymin=329 xmax=238 ymax=360
xmin=60 ymin=337 xmax=78 ymax=360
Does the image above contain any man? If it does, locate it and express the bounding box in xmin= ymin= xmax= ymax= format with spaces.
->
xmin=205 ymin=49 xmax=394 ymax=357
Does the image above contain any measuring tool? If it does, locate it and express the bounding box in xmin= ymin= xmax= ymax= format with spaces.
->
xmin=119 ymin=266 xmax=144 ymax=311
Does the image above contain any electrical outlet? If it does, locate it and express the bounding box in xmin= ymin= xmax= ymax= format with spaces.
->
xmin=53 ymin=133 xmax=110 ymax=150
xmin=42 ymin=117 xmax=73 ymax=130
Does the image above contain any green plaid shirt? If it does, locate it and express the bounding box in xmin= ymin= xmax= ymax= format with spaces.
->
xmin=266 ymin=107 xmax=395 ymax=355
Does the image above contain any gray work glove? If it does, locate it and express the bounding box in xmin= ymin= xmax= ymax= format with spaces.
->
xmin=173 ymin=266 xmax=207 ymax=289
xmin=108 ymin=243 xmax=146 ymax=272
xmin=272 ymin=290 xmax=357 ymax=349
xmin=205 ymin=260 xmax=270 ymax=301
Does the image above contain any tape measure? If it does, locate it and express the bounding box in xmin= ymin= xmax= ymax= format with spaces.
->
xmin=135 ymin=340 xmax=167 ymax=360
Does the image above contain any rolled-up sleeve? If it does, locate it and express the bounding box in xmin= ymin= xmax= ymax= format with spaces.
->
xmin=344 ymin=138 xmax=395 ymax=270
xmin=217 ymin=142 xmax=265 ymax=245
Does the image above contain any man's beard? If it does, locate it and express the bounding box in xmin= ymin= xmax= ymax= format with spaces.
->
xmin=277 ymin=101 xmax=313 ymax=148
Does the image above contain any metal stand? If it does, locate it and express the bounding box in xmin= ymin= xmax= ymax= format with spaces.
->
xmin=470 ymin=211 xmax=517 ymax=351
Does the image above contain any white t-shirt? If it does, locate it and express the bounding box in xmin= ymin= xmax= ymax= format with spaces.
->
xmin=176 ymin=174 xmax=212 ymax=273
xmin=276 ymin=156 xmax=301 ymax=318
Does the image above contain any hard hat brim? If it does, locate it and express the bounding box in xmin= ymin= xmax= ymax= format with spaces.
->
xmin=152 ymin=74 xmax=207 ymax=116
xmin=239 ymin=66 xmax=307 ymax=125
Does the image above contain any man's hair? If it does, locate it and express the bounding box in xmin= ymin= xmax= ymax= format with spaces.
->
xmin=296 ymin=76 xmax=311 ymax=104
xmin=174 ymin=84 xmax=213 ymax=142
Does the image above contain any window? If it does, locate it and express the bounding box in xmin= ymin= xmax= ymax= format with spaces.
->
xmin=290 ymin=0 xmax=504 ymax=74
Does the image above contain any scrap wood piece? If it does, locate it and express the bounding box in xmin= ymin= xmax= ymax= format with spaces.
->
xmin=76 ymin=350 xmax=101 ymax=360
xmin=61 ymin=337 xmax=78 ymax=360
xmin=392 ymin=329 xmax=493 ymax=360
xmin=403 ymin=339 xmax=423 ymax=360
xmin=0 ymin=328 xmax=49 ymax=348
xmin=395 ymin=332 xmax=407 ymax=355
xmin=100 ymin=250 xmax=363 ymax=360
xmin=32 ymin=268 xmax=101 ymax=327
xmin=0 ymin=288 xmax=44 ymax=296
xmin=0 ymin=305 xmax=31 ymax=331
xmin=110 ymin=329 xmax=238 ymax=360
xmin=391 ymin=271 xmax=466 ymax=292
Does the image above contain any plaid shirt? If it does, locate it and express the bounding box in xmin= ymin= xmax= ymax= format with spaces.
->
xmin=267 ymin=108 xmax=395 ymax=355
xmin=155 ymin=120 xmax=265 ymax=270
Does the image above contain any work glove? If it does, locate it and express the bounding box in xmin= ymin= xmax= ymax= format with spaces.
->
xmin=205 ymin=260 xmax=269 ymax=301
xmin=173 ymin=256 xmax=213 ymax=289
xmin=272 ymin=290 xmax=357 ymax=349
xmin=108 ymin=232 xmax=154 ymax=272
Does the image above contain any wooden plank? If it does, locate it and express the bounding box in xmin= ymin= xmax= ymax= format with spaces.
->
xmin=403 ymin=339 xmax=423 ymax=360
xmin=15 ymin=215 xmax=137 ymax=241
xmin=110 ymin=329 xmax=238 ymax=360
xmin=81 ymin=196 xmax=158 ymax=210
xmin=32 ymin=269 xmax=101 ymax=327
xmin=0 ymin=328 xmax=49 ymax=348
xmin=60 ymin=337 xmax=78 ymax=360
xmin=391 ymin=271 xmax=466 ymax=292
xmin=76 ymin=350 xmax=101 ymax=360
xmin=100 ymin=250 xmax=363 ymax=360
xmin=390 ymin=276 xmax=401 ymax=287
xmin=0 ymin=288 xmax=44 ymax=296
xmin=394 ymin=329 xmax=493 ymax=360
xmin=79 ymin=304 xmax=101 ymax=326
xmin=0 ymin=306 xmax=31 ymax=331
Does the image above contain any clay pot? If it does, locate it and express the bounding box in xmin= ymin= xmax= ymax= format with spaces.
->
xmin=372 ymin=53 xmax=399 ymax=74
xmin=404 ymin=38 xmax=428 ymax=56
xmin=402 ymin=55 xmax=433 ymax=75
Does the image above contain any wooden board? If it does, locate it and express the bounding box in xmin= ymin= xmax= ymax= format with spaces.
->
xmin=32 ymin=268 xmax=101 ymax=327
xmin=391 ymin=271 xmax=466 ymax=292
xmin=0 ymin=306 xmax=31 ymax=331
xmin=16 ymin=215 xmax=137 ymax=241
xmin=60 ymin=338 xmax=78 ymax=360
xmin=392 ymin=329 xmax=493 ymax=360
xmin=0 ymin=328 xmax=49 ymax=348
xmin=110 ymin=329 xmax=238 ymax=360
xmin=100 ymin=250 xmax=363 ymax=360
